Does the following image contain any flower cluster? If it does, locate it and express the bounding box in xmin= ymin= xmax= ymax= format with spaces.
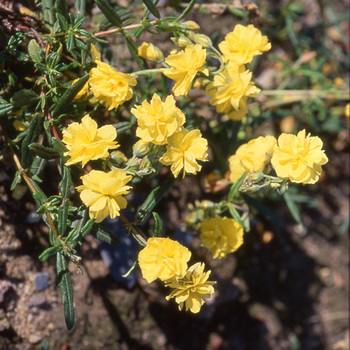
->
xmin=138 ymin=237 xmax=215 ymax=313
xmin=228 ymin=130 xmax=328 ymax=185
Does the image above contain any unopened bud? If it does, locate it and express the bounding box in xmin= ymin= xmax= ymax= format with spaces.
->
xmin=188 ymin=32 xmax=212 ymax=48
xmin=182 ymin=21 xmax=200 ymax=31
xmin=138 ymin=42 xmax=164 ymax=62
xmin=109 ymin=150 xmax=127 ymax=167
xmin=192 ymin=77 xmax=211 ymax=89
xmin=247 ymin=171 xmax=265 ymax=183
xmin=133 ymin=140 xmax=150 ymax=157
xmin=171 ymin=37 xmax=193 ymax=49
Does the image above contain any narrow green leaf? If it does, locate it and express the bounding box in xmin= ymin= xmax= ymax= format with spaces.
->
xmin=122 ymin=261 xmax=137 ymax=278
xmin=28 ymin=155 xmax=47 ymax=180
xmin=11 ymin=89 xmax=40 ymax=108
xmin=10 ymin=171 xmax=22 ymax=191
xmin=0 ymin=103 xmax=12 ymax=117
xmin=56 ymin=252 xmax=75 ymax=330
xmin=125 ymin=35 xmax=146 ymax=69
xmin=52 ymin=74 xmax=89 ymax=118
xmin=56 ymin=13 xmax=69 ymax=31
xmin=68 ymin=218 xmax=95 ymax=246
xmin=175 ymin=0 xmax=197 ymax=22
xmin=60 ymin=166 xmax=72 ymax=198
xmin=75 ymin=0 xmax=86 ymax=16
xmin=28 ymin=39 xmax=43 ymax=63
xmin=228 ymin=172 xmax=246 ymax=202
xmin=95 ymin=0 xmax=123 ymax=27
xmin=90 ymin=224 xmax=120 ymax=245
xmin=21 ymin=114 xmax=41 ymax=169
xmin=135 ymin=179 xmax=174 ymax=225
xmin=227 ymin=203 xmax=245 ymax=228
xmin=29 ymin=143 xmax=60 ymax=159
xmin=142 ymin=0 xmax=160 ymax=19
xmin=58 ymin=199 xmax=70 ymax=235
xmin=152 ymin=212 xmax=162 ymax=237
xmin=55 ymin=0 xmax=69 ymax=20
xmin=42 ymin=0 xmax=55 ymax=27
xmin=283 ymin=191 xmax=304 ymax=228
xmin=39 ymin=245 xmax=61 ymax=261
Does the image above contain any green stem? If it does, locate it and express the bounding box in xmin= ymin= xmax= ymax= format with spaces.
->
xmin=131 ymin=68 xmax=163 ymax=77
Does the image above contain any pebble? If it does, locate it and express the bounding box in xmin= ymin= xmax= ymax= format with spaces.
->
xmin=34 ymin=272 xmax=49 ymax=292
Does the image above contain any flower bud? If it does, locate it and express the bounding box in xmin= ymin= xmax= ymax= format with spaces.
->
xmin=182 ymin=21 xmax=200 ymax=31
xmin=138 ymin=42 xmax=164 ymax=62
xmin=133 ymin=140 xmax=150 ymax=157
xmin=109 ymin=150 xmax=127 ymax=167
xmin=170 ymin=37 xmax=193 ymax=49
xmin=188 ymin=32 xmax=212 ymax=48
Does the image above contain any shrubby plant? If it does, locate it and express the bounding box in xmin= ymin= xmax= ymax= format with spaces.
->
xmin=0 ymin=0 xmax=334 ymax=329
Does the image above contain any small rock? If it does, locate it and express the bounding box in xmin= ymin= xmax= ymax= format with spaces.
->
xmin=0 ymin=280 xmax=16 ymax=307
xmin=28 ymin=295 xmax=50 ymax=310
xmin=34 ymin=272 xmax=49 ymax=291
xmin=29 ymin=334 xmax=42 ymax=344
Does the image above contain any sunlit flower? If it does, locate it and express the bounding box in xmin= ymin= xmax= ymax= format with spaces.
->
xmin=138 ymin=237 xmax=191 ymax=283
xmin=71 ymin=78 xmax=89 ymax=100
xmin=218 ymin=24 xmax=271 ymax=65
xmin=271 ymin=130 xmax=328 ymax=184
xmin=200 ymin=217 xmax=244 ymax=259
xmin=89 ymin=60 xmax=137 ymax=110
xmin=159 ymin=128 xmax=208 ymax=178
xmin=138 ymin=42 xmax=163 ymax=62
xmin=76 ymin=169 xmax=132 ymax=223
xmin=131 ymin=94 xmax=186 ymax=145
xmin=162 ymin=44 xmax=209 ymax=96
xmin=206 ymin=62 xmax=260 ymax=120
xmin=62 ymin=114 xmax=118 ymax=166
xmin=165 ymin=262 xmax=216 ymax=313
xmin=228 ymin=135 xmax=276 ymax=183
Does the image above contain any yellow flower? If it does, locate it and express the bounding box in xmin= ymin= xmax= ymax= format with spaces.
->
xmin=76 ymin=169 xmax=132 ymax=223
xmin=228 ymin=154 xmax=246 ymax=184
xmin=228 ymin=135 xmax=276 ymax=183
xmin=89 ymin=60 xmax=137 ymax=110
xmin=162 ymin=44 xmax=209 ymax=96
xmin=271 ymin=130 xmax=328 ymax=184
xmin=71 ymin=78 xmax=89 ymax=100
xmin=206 ymin=62 xmax=260 ymax=120
xmin=219 ymin=24 xmax=271 ymax=65
xmin=138 ymin=42 xmax=163 ymax=62
xmin=165 ymin=262 xmax=216 ymax=313
xmin=200 ymin=217 xmax=244 ymax=259
xmin=138 ymin=237 xmax=191 ymax=283
xmin=345 ymin=103 xmax=350 ymax=118
xmin=131 ymin=94 xmax=186 ymax=145
xmin=62 ymin=114 xmax=118 ymax=166
xmin=159 ymin=128 xmax=208 ymax=178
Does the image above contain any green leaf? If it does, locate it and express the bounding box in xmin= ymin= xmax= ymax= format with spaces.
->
xmin=42 ymin=0 xmax=55 ymax=27
xmin=52 ymin=74 xmax=89 ymax=118
xmin=90 ymin=224 xmax=120 ymax=245
xmin=10 ymin=171 xmax=22 ymax=191
xmin=56 ymin=13 xmax=69 ymax=31
xmin=21 ymin=114 xmax=41 ymax=169
xmin=0 ymin=103 xmax=12 ymax=117
xmin=11 ymin=89 xmax=40 ymax=108
xmin=226 ymin=203 xmax=245 ymax=228
xmin=175 ymin=0 xmax=198 ymax=22
xmin=58 ymin=199 xmax=70 ymax=236
xmin=60 ymin=166 xmax=72 ymax=198
xmin=142 ymin=0 xmax=160 ymax=19
xmin=152 ymin=212 xmax=162 ymax=237
xmin=283 ymin=191 xmax=304 ymax=229
xmin=228 ymin=172 xmax=246 ymax=202
xmin=68 ymin=218 xmax=95 ymax=246
xmin=125 ymin=35 xmax=146 ymax=69
xmin=28 ymin=39 xmax=43 ymax=63
xmin=55 ymin=0 xmax=69 ymax=21
xmin=29 ymin=143 xmax=60 ymax=159
xmin=39 ymin=245 xmax=62 ymax=261
xmin=75 ymin=1 xmax=86 ymax=16
xmin=95 ymin=0 xmax=123 ymax=27
xmin=135 ymin=179 xmax=174 ymax=225
xmin=56 ymin=252 xmax=75 ymax=330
